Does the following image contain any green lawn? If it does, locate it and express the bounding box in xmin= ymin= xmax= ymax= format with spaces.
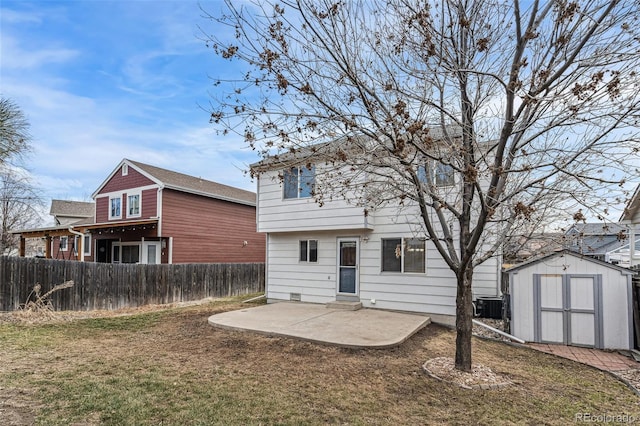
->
xmin=0 ymin=296 xmax=638 ymax=425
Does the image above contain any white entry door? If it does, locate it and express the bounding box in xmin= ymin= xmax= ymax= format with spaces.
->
xmin=534 ymin=274 xmax=601 ymax=348
xmin=337 ymin=238 xmax=358 ymax=296
xmin=142 ymin=242 xmax=161 ymax=264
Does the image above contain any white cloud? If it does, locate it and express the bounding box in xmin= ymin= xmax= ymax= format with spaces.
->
xmin=0 ymin=7 xmax=42 ymax=24
xmin=0 ymin=35 xmax=79 ymax=70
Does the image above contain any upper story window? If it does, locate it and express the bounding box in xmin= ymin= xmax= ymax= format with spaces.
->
xmin=299 ymin=240 xmax=318 ymax=262
xmin=122 ymin=164 xmax=128 ymax=176
xmin=283 ymin=165 xmax=315 ymax=199
xmin=127 ymin=193 xmax=141 ymax=217
xmin=418 ymin=161 xmax=455 ymax=187
xmin=109 ymin=196 xmax=122 ymax=220
xmin=381 ymin=237 xmax=426 ymax=273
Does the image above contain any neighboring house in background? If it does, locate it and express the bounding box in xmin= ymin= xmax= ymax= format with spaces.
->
xmin=251 ymin=134 xmax=501 ymax=325
xmin=14 ymin=200 xmax=95 ymax=260
xmin=620 ymin=184 xmax=640 ymax=268
xmin=564 ymin=222 xmax=631 ymax=263
xmin=503 ymin=233 xmax=564 ymax=265
xmin=13 ymin=159 xmax=265 ymax=264
xmin=607 ymin=239 xmax=640 ymax=268
xmin=50 ymin=199 xmax=95 ymax=226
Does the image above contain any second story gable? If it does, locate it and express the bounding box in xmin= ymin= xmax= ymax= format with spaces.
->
xmin=92 ymin=159 xmax=257 ymax=225
xmin=93 ymin=160 xmax=160 ymax=223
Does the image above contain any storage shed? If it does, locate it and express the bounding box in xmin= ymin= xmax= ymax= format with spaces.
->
xmin=506 ymin=250 xmax=635 ymax=350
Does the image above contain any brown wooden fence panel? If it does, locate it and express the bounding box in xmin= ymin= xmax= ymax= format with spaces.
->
xmin=0 ymin=256 xmax=265 ymax=312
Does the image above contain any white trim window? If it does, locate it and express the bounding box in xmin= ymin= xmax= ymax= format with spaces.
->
xmin=122 ymin=164 xmax=128 ymax=176
xmin=299 ymin=240 xmax=318 ymax=262
xmin=381 ymin=238 xmax=426 ymax=273
xmin=83 ymin=234 xmax=91 ymax=256
xmin=112 ymin=242 xmax=140 ymax=264
xmin=59 ymin=236 xmax=68 ymax=252
xmin=109 ymin=196 xmax=122 ymax=220
xmin=127 ymin=192 xmax=141 ymax=218
xmin=283 ymin=165 xmax=315 ymax=199
xmin=418 ymin=161 xmax=455 ymax=187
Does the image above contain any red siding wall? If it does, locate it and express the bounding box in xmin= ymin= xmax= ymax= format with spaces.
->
xmin=51 ymin=236 xmax=80 ymax=261
xmin=95 ymin=188 xmax=158 ymax=223
xmin=161 ymin=189 xmax=265 ymax=263
xmin=99 ymin=165 xmax=155 ymax=194
xmin=141 ymin=189 xmax=158 ymax=217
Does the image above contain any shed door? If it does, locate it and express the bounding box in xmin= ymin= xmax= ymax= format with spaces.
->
xmin=538 ymin=275 xmax=564 ymax=343
xmin=534 ymin=274 xmax=602 ymax=348
xmin=567 ymin=276 xmax=597 ymax=347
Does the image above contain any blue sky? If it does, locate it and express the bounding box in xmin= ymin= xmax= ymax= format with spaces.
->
xmin=1 ymin=0 xmax=256 ymax=222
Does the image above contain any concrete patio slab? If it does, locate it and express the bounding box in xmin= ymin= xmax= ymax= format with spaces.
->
xmin=208 ymin=301 xmax=431 ymax=348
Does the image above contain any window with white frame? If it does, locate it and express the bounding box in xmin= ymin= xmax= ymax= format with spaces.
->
xmin=59 ymin=236 xmax=68 ymax=251
xmin=83 ymin=234 xmax=91 ymax=256
xmin=109 ymin=196 xmax=122 ymax=219
xmin=381 ymin=238 xmax=426 ymax=273
xmin=112 ymin=243 xmax=140 ymax=264
xmin=299 ymin=240 xmax=318 ymax=262
xmin=122 ymin=164 xmax=128 ymax=176
xmin=127 ymin=192 xmax=141 ymax=217
xmin=418 ymin=161 xmax=455 ymax=187
xmin=283 ymin=165 xmax=315 ymax=199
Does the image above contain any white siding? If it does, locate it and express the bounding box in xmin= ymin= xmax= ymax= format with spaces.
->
xmin=267 ymin=223 xmax=500 ymax=322
xmin=259 ymin=163 xmax=501 ymax=321
xmin=257 ymin=169 xmax=373 ymax=233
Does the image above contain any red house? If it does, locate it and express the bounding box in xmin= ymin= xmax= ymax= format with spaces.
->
xmin=15 ymin=159 xmax=265 ymax=264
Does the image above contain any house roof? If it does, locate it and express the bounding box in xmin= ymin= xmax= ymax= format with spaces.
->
xmin=621 ymin=184 xmax=640 ymax=222
xmin=504 ymin=249 xmax=635 ymax=274
xmin=251 ymin=125 xmax=465 ymax=172
xmin=49 ymin=199 xmax=95 ymax=218
xmin=565 ymin=222 xmax=630 ymax=255
xmin=93 ymin=159 xmax=256 ymax=206
xmin=607 ymin=237 xmax=640 ymax=254
xmin=565 ymin=222 xmax=628 ymax=235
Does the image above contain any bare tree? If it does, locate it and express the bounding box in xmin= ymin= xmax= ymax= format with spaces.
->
xmin=0 ymin=97 xmax=31 ymax=165
xmin=0 ymin=169 xmax=43 ymax=255
xmin=203 ymin=0 xmax=640 ymax=371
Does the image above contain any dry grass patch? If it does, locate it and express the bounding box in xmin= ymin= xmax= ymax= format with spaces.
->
xmin=0 ymin=296 xmax=638 ymax=425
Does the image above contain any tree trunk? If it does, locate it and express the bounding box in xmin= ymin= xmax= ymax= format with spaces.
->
xmin=455 ymin=265 xmax=474 ymax=372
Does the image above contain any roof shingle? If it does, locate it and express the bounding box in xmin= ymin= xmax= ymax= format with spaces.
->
xmin=127 ymin=159 xmax=256 ymax=206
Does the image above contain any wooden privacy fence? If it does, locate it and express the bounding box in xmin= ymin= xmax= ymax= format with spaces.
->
xmin=0 ymin=256 xmax=265 ymax=312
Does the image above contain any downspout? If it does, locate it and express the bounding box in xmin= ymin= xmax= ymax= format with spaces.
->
xmin=68 ymin=226 xmax=85 ymax=261
xmin=472 ymin=319 xmax=525 ymax=344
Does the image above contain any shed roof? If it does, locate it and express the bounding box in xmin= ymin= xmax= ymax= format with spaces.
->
xmin=504 ymin=249 xmax=635 ymax=275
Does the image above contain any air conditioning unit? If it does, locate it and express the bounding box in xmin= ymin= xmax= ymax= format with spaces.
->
xmin=476 ymin=297 xmax=503 ymax=319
